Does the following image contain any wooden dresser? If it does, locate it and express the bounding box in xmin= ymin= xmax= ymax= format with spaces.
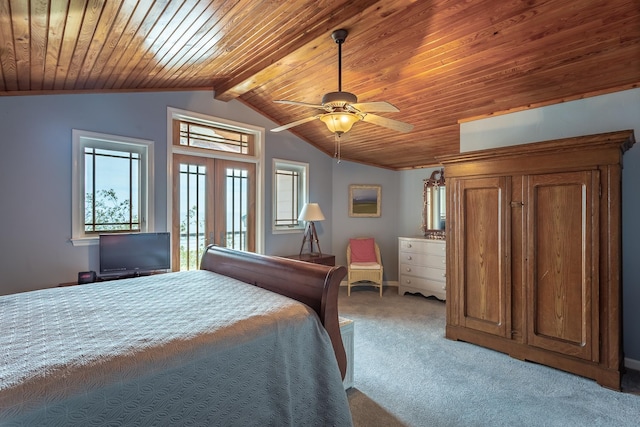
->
xmin=398 ymin=237 xmax=446 ymax=300
xmin=439 ymin=130 xmax=635 ymax=390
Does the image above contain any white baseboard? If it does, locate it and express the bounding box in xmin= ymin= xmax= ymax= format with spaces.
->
xmin=625 ymin=357 xmax=640 ymax=371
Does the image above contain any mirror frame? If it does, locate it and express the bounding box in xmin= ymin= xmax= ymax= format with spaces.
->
xmin=421 ymin=168 xmax=446 ymax=240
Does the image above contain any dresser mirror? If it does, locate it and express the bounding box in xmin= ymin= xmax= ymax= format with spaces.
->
xmin=422 ymin=168 xmax=446 ymax=239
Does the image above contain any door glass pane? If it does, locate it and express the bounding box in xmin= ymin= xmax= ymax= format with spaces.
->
xmin=225 ymin=167 xmax=249 ymax=250
xmin=179 ymin=163 xmax=207 ymax=271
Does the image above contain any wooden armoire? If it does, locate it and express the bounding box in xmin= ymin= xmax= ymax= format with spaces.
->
xmin=438 ymin=130 xmax=635 ymax=390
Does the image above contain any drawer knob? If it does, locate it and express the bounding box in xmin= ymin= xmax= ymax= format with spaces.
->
xmin=407 ymin=244 xmax=412 ymax=248
xmin=405 ymin=279 xmax=411 ymax=284
xmin=406 ymin=267 xmax=412 ymax=272
xmin=407 ymin=255 xmax=412 ymax=260
xmin=442 ymin=273 xmax=446 ymax=277
xmin=442 ymin=259 xmax=446 ymax=264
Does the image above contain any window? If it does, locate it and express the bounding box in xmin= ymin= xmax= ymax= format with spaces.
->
xmin=273 ymin=159 xmax=308 ymax=233
xmin=72 ymin=130 xmax=154 ymax=246
xmin=173 ymin=118 xmax=255 ymax=155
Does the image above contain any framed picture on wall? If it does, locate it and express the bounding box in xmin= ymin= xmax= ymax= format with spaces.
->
xmin=349 ymin=184 xmax=381 ymax=217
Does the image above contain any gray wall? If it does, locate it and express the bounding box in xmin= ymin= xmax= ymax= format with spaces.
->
xmin=459 ymin=88 xmax=640 ymax=365
xmin=0 ymin=91 xmax=334 ymax=295
xmin=330 ymin=160 xmax=400 ymax=280
xmin=398 ymin=166 xmax=440 ymax=237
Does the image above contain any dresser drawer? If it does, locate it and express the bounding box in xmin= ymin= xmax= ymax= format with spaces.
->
xmin=399 ymin=251 xmax=446 ymax=269
xmin=399 ymin=238 xmax=446 ymax=256
xmin=400 ymin=263 xmax=446 ymax=282
xmin=398 ymin=274 xmax=446 ymax=300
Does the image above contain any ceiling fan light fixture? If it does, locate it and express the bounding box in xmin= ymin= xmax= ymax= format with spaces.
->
xmin=320 ymin=112 xmax=360 ymax=134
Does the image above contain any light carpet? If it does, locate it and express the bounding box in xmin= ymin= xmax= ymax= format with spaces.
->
xmin=339 ymin=286 xmax=640 ymax=427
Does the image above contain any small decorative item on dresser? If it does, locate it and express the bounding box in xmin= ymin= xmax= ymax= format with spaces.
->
xmin=421 ymin=168 xmax=446 ymax=239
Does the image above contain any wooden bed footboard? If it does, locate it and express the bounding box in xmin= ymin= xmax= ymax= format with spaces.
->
xmin=200 ymin=245 xmax=348 ymax=379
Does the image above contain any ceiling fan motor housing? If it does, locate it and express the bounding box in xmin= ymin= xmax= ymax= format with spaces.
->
xmin=322 ymin=91 xmax=358 ymax=108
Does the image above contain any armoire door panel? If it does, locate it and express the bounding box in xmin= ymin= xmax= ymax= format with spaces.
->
xmin=458 ymin=177 xmax=510 ymax=337
xmin=526 ymin=171 xmax=599 ymax=361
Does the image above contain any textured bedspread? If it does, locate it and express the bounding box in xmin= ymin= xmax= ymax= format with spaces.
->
xmin=0 ymin=270 xmax=352 ymax=426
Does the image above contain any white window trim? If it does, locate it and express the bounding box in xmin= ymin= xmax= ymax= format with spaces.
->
xmin=71 ymin=129 xmax=155 ymax=247
xmin=166 ymin=107 xmax=265 ymax=254
xmin=272 ymin=158 xmax=309 ymax=234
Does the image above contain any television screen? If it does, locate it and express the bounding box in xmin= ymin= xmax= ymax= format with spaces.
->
xmin=99 ymin=232 xmax=171 ymax=277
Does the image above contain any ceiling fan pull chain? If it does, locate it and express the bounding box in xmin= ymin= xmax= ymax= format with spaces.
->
xmin=334 ymin=134 xmax=342 ymax=163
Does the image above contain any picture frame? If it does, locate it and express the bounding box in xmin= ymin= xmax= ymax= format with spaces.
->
xmin=349 ymin=184 xmax=381 ymax=217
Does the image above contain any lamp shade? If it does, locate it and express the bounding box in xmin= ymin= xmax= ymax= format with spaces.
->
xmin=298 ymin=203 xmax=325 ymax=222
xmin=319 ymin=112 xmax=360 ymax=134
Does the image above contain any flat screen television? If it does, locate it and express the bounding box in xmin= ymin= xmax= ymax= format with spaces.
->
xmin=99 ymin=232 xmax=171 ymax=278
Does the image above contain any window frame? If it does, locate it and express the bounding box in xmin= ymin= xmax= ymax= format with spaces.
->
xmin=272 ymin=158 xmax=309 ymax=234
xmin=166 ymin=107 xmax=265 ymax=254
xmin=173 ymin=118 xmax=255 ymax=156
xmin=71 ymin=129 xmax=154 ymax=246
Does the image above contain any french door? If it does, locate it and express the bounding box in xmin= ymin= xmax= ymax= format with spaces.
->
xmin=172 ymin=154 xmax=255 ymax=271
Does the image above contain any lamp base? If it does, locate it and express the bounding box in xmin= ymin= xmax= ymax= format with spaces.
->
xmin=299 ymin=222 xmax=323 ymax=257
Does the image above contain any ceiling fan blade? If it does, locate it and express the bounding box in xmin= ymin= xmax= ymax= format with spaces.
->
xmin=362 ymin=113 xmax=414 ymax=133
xmin=271 ymin=115 xmax=319 ymax=132
xmin=274 ymin=100 xmax=324 ymax=109
xmin=350 ymin=101 xmax=399 ymax=113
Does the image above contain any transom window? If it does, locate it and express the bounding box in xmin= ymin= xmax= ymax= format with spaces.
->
xmin=174 ymin=119 xmax=254 ymax=155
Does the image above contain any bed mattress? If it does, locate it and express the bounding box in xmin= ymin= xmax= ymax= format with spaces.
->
xmin=0 ymin=270 xmax=352 ymax=426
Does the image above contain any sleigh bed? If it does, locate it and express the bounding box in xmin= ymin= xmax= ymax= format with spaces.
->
xmin=0 ymin=246 xmax=352 ymax=426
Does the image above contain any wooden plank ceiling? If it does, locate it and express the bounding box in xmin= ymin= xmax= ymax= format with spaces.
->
xmin=1 ymin=0 xmax=638 ymax=169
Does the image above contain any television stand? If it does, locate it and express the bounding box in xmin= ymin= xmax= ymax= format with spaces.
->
xmin=58 ymin=270 xmax=168 ymax=287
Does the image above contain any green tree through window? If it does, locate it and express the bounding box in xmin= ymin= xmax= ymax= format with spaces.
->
xmin=85 ymin=189 xmax=139 ymax=232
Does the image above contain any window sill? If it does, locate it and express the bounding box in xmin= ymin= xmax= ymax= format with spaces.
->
xmin=272 ymin=228 xmax=304 ymax=235
xmin=70 ymin=237 xmax=99 ymax=247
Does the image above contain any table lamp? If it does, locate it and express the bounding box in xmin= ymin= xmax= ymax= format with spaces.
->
xmin=298 ymin=202 xmax=325 ymax=256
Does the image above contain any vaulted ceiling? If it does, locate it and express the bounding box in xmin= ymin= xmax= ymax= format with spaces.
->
xmin=1 ymin=0 xmax=639 ymax=169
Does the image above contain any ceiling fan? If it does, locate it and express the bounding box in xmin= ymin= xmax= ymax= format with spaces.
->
xmin=271 ymin=29 xmax=413 ymax=135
